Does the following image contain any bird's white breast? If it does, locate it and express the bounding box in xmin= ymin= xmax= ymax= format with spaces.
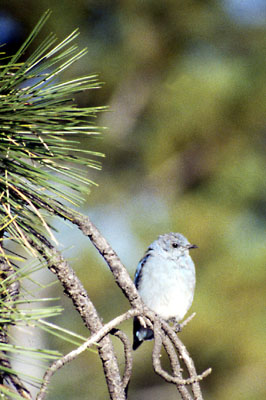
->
xmin=138 ymin=254 xmax=195 ymax=321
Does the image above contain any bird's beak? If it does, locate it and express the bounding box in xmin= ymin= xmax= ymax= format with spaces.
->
xmin=187 ymin=244 xmax=198 ymax=250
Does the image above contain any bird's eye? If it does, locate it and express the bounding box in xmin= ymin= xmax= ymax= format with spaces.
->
xmin=172 ymin=243 xmax=178 ymax=248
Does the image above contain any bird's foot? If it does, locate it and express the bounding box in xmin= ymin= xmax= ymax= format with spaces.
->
xmin=138 ymin=316 xmax=147 ymax=328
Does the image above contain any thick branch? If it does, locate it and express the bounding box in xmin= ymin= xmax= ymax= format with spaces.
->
xmin=36 ymin=309 xmax=139 ymax=400
xmin=28 ymin=236 xmax=126 ymax=400
xmin=66 ymin=211 xmax=143 ymax=309
xmin=33 ymin=203 xmax=143 ymax=310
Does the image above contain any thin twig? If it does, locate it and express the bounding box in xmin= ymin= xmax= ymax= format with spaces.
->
xmin=111 ymin=329 xmax=133 ymax=395
xmin=162 ymin=335 xmax=192 ymax=400
xmin=180 ymin=313 xmax=196 ymax=329
xmin=152 ymin=318 xmax=193 ymax=386
xmin=36 ymin=309 xmax=139 ymax=400
xmin=161 ymin=319 xmax=212 ymax=397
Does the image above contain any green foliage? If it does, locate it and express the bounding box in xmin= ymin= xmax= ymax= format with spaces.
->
xmin=0 ymin=10 xmax=104 ymax=254
xmin=0 ymin=258 xmax=96 ymax=399
xmin=0 ymin=11 xmax=104 ymax=398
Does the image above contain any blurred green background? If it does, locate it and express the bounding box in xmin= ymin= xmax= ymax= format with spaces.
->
xmin=1 ymin=1 xmax=265 ymax=399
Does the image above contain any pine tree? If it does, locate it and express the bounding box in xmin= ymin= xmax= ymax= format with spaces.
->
xmin=0 ymin=11 xmax=104 ymax=398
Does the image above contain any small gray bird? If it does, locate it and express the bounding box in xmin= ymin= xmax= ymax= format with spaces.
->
xmin=133 ymin=232 xmax=197 ymax=350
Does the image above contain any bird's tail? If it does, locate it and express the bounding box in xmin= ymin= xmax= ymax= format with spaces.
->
xmin=133 ymin=316 xmax=154 ymax=350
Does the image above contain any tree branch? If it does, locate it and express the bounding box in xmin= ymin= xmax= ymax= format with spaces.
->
xmin=22 ymin=202 xmax=211 ymax=400
xmin=64 ymin=210 xmax=143 ymax=309
xmin=36 ymin=309 xmax=139 ymax=400
xmin=28 ymin=235 xmax=127 ymax=400
xmin=31 ymin=202 xmax=143 ymax=310
xmin=162 ymin=335 xmax=192 ymax=400
xmin=160 ymin=319 xmax=212 ymax=398
xmin=111 ymin=329 xmax=133 ymax=393
xmin=153 ymin=318 xmax=192 ymax=400
xmin=62 ymin=211 xmax=212 ymax=398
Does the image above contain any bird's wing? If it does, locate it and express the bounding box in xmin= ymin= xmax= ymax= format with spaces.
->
xmin=134 ymin=253 xmax=151 ymax=289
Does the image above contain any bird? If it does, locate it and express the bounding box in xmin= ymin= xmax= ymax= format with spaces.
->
xmin=133 ymin=232 xmax=197 ymax=350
